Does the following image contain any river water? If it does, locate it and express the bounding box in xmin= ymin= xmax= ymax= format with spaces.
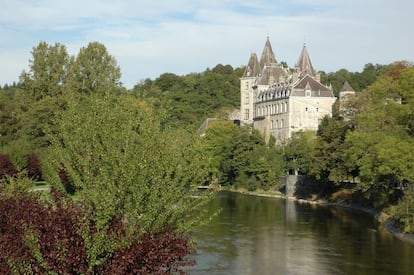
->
xmin=187 ymin=191 xmax=414 ymax=274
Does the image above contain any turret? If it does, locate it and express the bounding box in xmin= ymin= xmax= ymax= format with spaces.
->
xmin=259 ymin=36 xmax=277 ymax=70
xmin=295 ymin=43 xmax=316 ymax=79
xmin=240 ymin=52 xmax=261 ymax=125
xmin=242 ymin=53 xmax=261 ymax=78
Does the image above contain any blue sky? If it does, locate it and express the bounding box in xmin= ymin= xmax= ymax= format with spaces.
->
xmin=0 ymin=0 xmax=412 ymax=88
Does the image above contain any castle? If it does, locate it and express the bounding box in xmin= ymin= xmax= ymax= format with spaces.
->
xmin=240 ymin=37 xmax=337 ymax=144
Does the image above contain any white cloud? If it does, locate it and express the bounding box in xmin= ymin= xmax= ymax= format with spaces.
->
xmin=0 ymin=0 xmax=413 ymax=88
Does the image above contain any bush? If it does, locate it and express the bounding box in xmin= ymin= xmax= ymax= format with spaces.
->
xmin=0 ymin=189 xmax=195 ymax=274
xmin=0 ymin=154 xmax=17 ymax=178
xmin=26 ymin=153 xmax=42 ymax=180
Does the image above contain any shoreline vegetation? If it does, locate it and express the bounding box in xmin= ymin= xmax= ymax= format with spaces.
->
xmin=221 ymin=186 xmax=414 ymax=246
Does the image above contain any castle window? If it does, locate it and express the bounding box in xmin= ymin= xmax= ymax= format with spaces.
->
xmin=285 ymin=102 xmax=288 ymax=112
xmin=245 ymin=93 xmax=249 ymax=104
xmin=276 ymin=120 xmax=279 ymax=128
xmin=245 ymin=82 xmax=249 ymax=90
xmin=244 ymin=109 xmax=249 ymax=120
xmin=281 ymin=119 xmax=284 ymax=128
xmin=305 ymin=90 xmax=311 ymax=97
xmin=305 ymin=107 xmax=308 ymax=112
xmin=316 ymin=107 xmax=319 ymax=112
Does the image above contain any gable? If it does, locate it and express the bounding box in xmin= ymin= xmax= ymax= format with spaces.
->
xmin=291 ymin=75 xmax=333 ymax=97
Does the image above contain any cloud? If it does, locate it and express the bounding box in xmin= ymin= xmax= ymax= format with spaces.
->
xmin=0 ymin=0 xmax=413 ymax=88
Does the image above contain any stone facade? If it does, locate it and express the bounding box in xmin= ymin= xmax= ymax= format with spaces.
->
xmin=240 ymin=37 xmax=336 ymax=144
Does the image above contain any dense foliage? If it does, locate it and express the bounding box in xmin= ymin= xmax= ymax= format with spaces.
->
xmin=285 ymin=62 xmax=414 ymax=232
xmin=320 ymin=63 xmax=388 ymax=96
xmin=201 ymin=122 xmax=285 ymax=191
xmin=131 ymin=64 xmax=243 ymax=128
xmin=0 ymin=41 xmax=212 ymax=273
xmin=41 ymin=92 xmax=211 ymax=270
xmin=0 ymin=190 xmax=194 ymax=274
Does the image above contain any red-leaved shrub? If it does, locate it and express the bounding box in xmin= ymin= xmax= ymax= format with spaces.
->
xmin=0 ymin=189 xmax=195 ymax=274
xmin=26 ymin=153 xmax=42 ymax=180
xmin=99 ymin=229 xmax=195 ymax=274
xmin=0 ymin=154 xmax=17 ymax=178
xmin=0 ymin=190 xmax=88 ymax=274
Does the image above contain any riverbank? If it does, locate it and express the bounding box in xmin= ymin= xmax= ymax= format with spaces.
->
xmin=223 ymin=187 xmax=414 ymax=245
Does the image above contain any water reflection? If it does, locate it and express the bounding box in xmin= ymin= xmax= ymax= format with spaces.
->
xmin=188 ymin=191 xmax=414 ymax=274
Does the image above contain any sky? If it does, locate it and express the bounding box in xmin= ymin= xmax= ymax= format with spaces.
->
xmin=0 ymin=0 xmax=413 ymax=89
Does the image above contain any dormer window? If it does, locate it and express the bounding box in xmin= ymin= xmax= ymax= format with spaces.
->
xmin=305 ymin=81 xmax=311 ymax=97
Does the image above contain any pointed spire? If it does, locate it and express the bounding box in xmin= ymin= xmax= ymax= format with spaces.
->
xmin=259 ymin=36 xmax=277 ymax=70
xmin=242 ymin=52 xmax=261 ymax=77
xmin=340 ymin=81 xmax=355 ymax=92
xmin=296 ymin=43 xmax=316 ymax=78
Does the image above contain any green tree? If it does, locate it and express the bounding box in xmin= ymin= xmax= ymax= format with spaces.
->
xmin=20 ymin=41 xmax=69 ymax=100
xmin=202 ymin=123 xmax=284 ymax=190
xmin=283 ymin=130 xmax=315 ymax=176
xmin=42 ymin=93 xmax=211 ymax=270
xmin=201 ymin=121 xmax=240 ymax=184
xmin=67 ymin=42 xmax=121 ymax=94
xmin=132 ymin=65 xmax=243 ymax=129
xmin=343 ymin=64 xmax=414 ymax=207
xmin=310 ymin=116 xmax=356 ymax=183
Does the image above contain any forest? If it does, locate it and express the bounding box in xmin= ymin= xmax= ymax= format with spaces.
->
xmin=0 ymin=41 xmax=413 ymax=273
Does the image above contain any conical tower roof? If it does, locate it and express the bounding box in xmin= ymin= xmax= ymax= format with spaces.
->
xmin=242 ymin=52 xmax=261 ymax=77
xmin=259 ymin=36 xmax=277 ymax=70
xmin=340 ymin=81 xmax=355 ymax=92
xmin=296 ymin=43 xmax=316 ymax=78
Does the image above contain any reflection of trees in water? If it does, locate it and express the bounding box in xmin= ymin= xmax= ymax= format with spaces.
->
xmin=192 ymin=192 xmax=414 ymax=274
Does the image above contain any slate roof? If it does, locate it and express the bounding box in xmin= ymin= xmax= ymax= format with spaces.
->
xmin=340 ymin=81 xmax=355 ymax=92
xmin=259 ymin=36 xmax=277 ymax=70
xmin=242 ymin=53 xmax=261 ymax=77
xmin=296 ymin=43 xmax=316 ymax=78
xmin=291 ymin=74 xmax=334 ymax=97
xmin=258 ymin=66 xmax=288 ymax=85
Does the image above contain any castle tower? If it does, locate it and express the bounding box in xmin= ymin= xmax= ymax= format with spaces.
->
xmin=258 ymin=37 xmax=288 ymax=86
xmin=259 ymin=36 xmax=277 ymax=69
xmin=240 ymin=52 xmax=260 ymax=125
xmin=339 ymin=81 xmax=356 ymax=117
xmin=295 ymin=43 xmax=318 ymax=81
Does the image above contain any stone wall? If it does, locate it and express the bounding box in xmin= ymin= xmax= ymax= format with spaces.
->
xmin=282 ymin=175 xmax=317 ymax=198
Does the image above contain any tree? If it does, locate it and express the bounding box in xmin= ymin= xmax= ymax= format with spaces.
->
xmin=67 ymin=42 xmax=121 ymax=94
xmin=283 ymin=130 xmax=315 ymax=176
xmin=132 ymin=65 xmax=243 ymax=129
xmin=201 ymin=121 xmax=240 ymax=184
xmin=202 ymin=123 xmax=283 ymax=190
xmin=20 ymin=41 xmax=69 ymax=100
xmin=310 ymin=116 xmax=356 ymax=183
xmin=343 ymin=64 xmax=414 ymax=207
xmin=42 ymin=93 xmax=211 ymax=270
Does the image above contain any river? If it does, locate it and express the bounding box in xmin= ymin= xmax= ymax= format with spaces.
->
xmin=187 ymin=191 xmax=414 ymax=274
